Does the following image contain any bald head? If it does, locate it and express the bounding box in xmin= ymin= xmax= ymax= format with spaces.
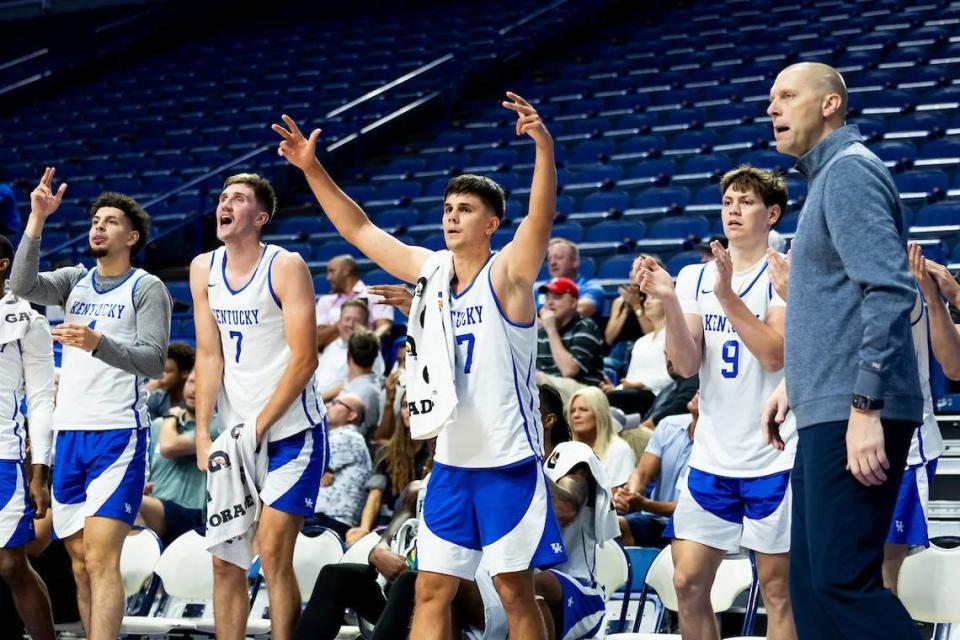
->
xmin=768 ymin=63 xmax=848 ymax=158
xmin=325 ymin=254 xmax=359 ymax=293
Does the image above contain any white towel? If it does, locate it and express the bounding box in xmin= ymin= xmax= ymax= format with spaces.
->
xmin=0 ymin=292 xmax=32 ymax=345
xmin=204 ymin=421 xmax=268 ymax=569
xmin=403 ymin=250 xmax=458 ymax=440
xmin=544 ymin=442 xmax=620 ymax=547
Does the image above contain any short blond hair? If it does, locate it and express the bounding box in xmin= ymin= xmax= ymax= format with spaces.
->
xmin=549 ymin=237 xmax=580 ymax=260
xmin=569 ymin=386 xmax=618 ymax=460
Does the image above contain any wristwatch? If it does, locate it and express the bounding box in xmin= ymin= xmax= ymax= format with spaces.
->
xmin=852 ymin=394 xmax=884 ymax=411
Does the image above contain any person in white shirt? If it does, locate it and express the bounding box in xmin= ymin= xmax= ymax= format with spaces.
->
xmin=0 ymin=235 xmax=56 ymax=640
xmin=315 ymin=255 xmax=393 ymax=349
xmin=604 ymin=293 xmax=672 ymax=415
xmin=316 ymin=299 xmax=385 ymax=400
xmin=638 ymin=166 xmax=796 ymax=640
xmin=568 ymin=386 xmax=635 ymax=489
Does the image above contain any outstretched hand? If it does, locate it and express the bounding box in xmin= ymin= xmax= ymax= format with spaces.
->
xmin=501 ymin=92 xmax=551 ymax=147
xmin=635 ymin=256 xmax=675 ymax=301
xmin=30 ymin=167 xmax=68 ymax=220
xmin=272 ymin=115 xmax=323 ymax=171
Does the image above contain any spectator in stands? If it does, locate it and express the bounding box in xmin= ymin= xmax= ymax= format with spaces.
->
xmin=603 ymin=293 xmax=672 ymax=415
xmin=312 ymin=393 xmax=373 ymax=538
xmin=137 ymin=369 xmax=219 ymax=546
xmin=545 ymin=238 xmax=604 ymax=317
xmin=345 ymin=392 xmax=433 ymax=545
xmin=614 ymin=393 xmax=698 ymax=547
xmin=316 ymin=299 xmax=385 ymax=398
xmin=371 ymin=366 xmax=404 ymax=447
xmin=639 ymin=358 xmax=699 ymax=429
xmin=604 ymin=255 xmax=657 ymax=346
xmin=0 ymin=167 xmax=20 ymax=236
xmin=538 ymin=383 xmax=572 ymax=459
xmin=330 ymin=328 xmax=384 ymax=434
xmin=145 ymin=342 xmax=195 ymax=421
xmin=568 ymin=386 xmax=635 ymax=488
xmin=535 ymin=277 xmax=604 ymax=402
xmin=316 ymin=255 xmax=393 ymax=349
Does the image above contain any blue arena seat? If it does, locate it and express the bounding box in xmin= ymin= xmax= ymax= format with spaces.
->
xmin=625 ymin=159 xmax=677 ymax=180
xmin=632 ymin=186 xmax=692 ymax=209
xmin=584 ymin=221 xmax=646 ymax=243
xmin=666 ymin=250 xmax=704 ymax=276
xmin=597 ymin=255 xmax=637 ymax=279
xmin=581 ymin=190 xmax=631 ymax=212
xmin=913 ymin=202 xmax=960 ymax=227
xmin=893 ymin=170 xmax=949 ymax=195
xmin=648 ymin=216 xmax=710 ymax=240
xmin=551 ymin=222 xmax=584 ymax=243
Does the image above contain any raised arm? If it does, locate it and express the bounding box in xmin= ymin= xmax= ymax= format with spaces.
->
xmin=493 ymin=92 xmax=556 ymax=289
xmin=11 ymin=168 xmax=84 ymax=306
xmin=190 ymin=252 xmax=224 ymax=470
xmin=911 ymin=246 xmax=960 ymax=379
xmin=638 ymin=259 xmax=703 ymax=378
xmin=253 ymin=252 xmax=319 ymax=443
xmin=272 ymin=116 xmax=432 ymax=284
xmin=711 ymin=242 xmax=785 ymax=372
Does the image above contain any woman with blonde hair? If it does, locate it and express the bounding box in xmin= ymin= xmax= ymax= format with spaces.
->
xmin=568 ymin=386 xmax=636 ymax=488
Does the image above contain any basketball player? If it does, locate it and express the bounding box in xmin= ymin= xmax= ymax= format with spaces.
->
xmin=190 ymin=173 xmax=326 ymax=640
xmin=638 ymin=166 xmax=796 ymax=640
xmin=11 ymin=168 xmax=171 ymax=640
xmin=273 ymin=91 xmax=564 ymax=640
xmin=0 ymin=234 xmax=56 ymax=640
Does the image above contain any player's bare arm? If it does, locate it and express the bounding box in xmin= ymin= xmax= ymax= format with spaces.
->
xmin=272 ymin=115 xmax=432 ymax=283
xmin=190 ymin=252 xmax=224 ymax=470
xmin=910 ymin=244 xmax=960 ymax=379
xmin=252 ymin=252 xmax=319 ymax=443
xmin=637 ymin=258 xmax=703 ymax=377
xmin=711 ymin=241 xmax=785 ymax=372
xmin=549 ymin=469 xmax=589 ymax=527
xmin=491 ymin=92 xmax=556 ymax=323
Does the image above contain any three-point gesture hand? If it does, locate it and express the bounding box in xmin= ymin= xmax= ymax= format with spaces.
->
xmin=30 ymin=167 xmax=68 ymax=221
xmin=272 ymin=115 xmax=323 ymax=171
xmin=501 ymin=92 xmax=551 ymax=147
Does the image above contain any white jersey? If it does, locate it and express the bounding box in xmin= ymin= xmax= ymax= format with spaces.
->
xmin=206 ymin=245 xmax=324 ymax=443
xmin=57 ymin=269 xmax=151 ymax=431
xmin=908 ymin=292 xmax=944 ymax=466
xmin=0 ymin=292 xmax=54 ymax=464
xmin=676 ymin=258 xmax=796 ymax=477
xmin=435 ymin=253 xmax=542 ymax=468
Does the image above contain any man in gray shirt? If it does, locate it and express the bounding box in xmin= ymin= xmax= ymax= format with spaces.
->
xmin=342 ymin=328 xmax=384 ymax=435
xmin=11 ymin=168 xmax=171 ymax=640
xmin=762 ymin=64 xmax=922 ymax=640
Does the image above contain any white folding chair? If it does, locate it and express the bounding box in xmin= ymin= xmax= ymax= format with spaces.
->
xmin=120 ymin=528 xmax=162 ymax=598
xmin=897 ymin=538 xmax=960 ymax=639
xmin=293 ymin=528 xmax=345 ymax=600
xmin=607 ymin=547 xmax=754 ymax=639
xmin=341 ymin=531 xmax=381 ymax=565
xmin=594 ymin=540 xmax=631 ymax=638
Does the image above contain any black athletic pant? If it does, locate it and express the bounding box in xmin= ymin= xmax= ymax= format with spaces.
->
xmin=293 ymin=564 xmax=418 ymax=640
xmin=606 ymin=388 xmax=657 ymax=416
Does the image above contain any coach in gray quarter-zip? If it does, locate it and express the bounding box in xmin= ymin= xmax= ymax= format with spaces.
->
xmin=763 ymin=62 xmax=922 ymax=640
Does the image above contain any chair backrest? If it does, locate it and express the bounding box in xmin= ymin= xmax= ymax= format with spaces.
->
xmin=120 ymin=528 xmax=163 ymax=597
xmin=595 ymin=541 xmax=630 ymax=601
xmin=154 ymin=530 xmax=215 ymax=600
xmin=341 ymin=531 xmax=381 ymax=565
xmin=897 ymin=542 xmax=960 ymax=623
xmin=643 ymin=547 xmax=753 ymax=613
xmin=292 ymin=529 xmax=345 ymax=601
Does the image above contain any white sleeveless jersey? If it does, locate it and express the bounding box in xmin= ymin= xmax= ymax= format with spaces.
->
xmin=57 ymin=269 xmax=151 ymax=431
xmin=676 ymin=258 xmax=796 ymax=478
xmin=206 ymin=245 xmax=324 ymax=442
xmin=909 ymin=292 xmax=944 ymax=466
xmin=435 ymin=253 xmax=543 ymax=468
xmin=0 ymin=293 xmax=54 ymax=462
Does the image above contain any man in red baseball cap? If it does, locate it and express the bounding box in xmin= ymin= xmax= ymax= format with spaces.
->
xmin=536 ymin=277 xmax=605 ymax=403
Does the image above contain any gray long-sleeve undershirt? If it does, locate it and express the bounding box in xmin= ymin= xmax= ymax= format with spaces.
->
xmin=10 ymin=235 xmax=171 ymax=379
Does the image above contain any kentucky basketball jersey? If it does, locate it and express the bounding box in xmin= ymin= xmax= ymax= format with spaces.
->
xmin=207 ymin=244 xmax=324 ymax=442
xmin=436 ymin=253 xmax=542 ymax=468
xmin=57 ymin=269 xmax=151 ymax=430
xmin=909 ymin=291 xmax=944 ymax=466
xmin=676 ymin=257 xmax=796 ymax=477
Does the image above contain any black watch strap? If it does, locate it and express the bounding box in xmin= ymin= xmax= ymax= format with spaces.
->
xmin=852 ymin=394 xmax=884 ymax=411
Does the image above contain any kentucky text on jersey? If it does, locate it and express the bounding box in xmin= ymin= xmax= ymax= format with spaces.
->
xmin=67 ymin=301 xmax=126 ymax=319
xmin=211 ymin=308 xmax=261 ymax=326
xmin=703 ymin=312 xmax=762 ymax=334
xmin=451 ymin=304 xmax=484 ymax=329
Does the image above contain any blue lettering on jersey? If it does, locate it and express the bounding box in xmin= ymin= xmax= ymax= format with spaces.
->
xmin=451 ymin=305 xmax=484 ymax=329
xmin=68 ymin=301 xmax=126 ymax=319
xmin=211 ymin=308 xmax=261 ymax=326
xmin=703 ymin=313 xmax=761 ymax=334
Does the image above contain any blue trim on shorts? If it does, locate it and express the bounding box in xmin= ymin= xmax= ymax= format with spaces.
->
xmin=886 ymin=458 xmax=938 ymax=546
xmin=687 ymin=467 xmax=791 ymax=524
xmin=548 ymin=569 xmax=606 ymax=640
xmin=0 ymin=461 xmax=35 ymax=548
xmin=265 ymin=424 xmax=326 ymax=517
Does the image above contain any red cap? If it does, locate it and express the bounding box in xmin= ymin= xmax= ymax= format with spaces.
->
xmin=538 ymin=277 xmax=579 ymax=298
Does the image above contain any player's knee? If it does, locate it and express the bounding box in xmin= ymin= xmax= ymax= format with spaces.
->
xmin=415 ymin=572 xmax=457 ymax=608
xmin=761 ymin=574 xmax=791 ymax=611
xmin=258 ymin=543 xmax=293 ymax=580
xmin=82 ymin=544 xmax=119 ymax=578
xmin=673 ymin=564 xmax=711 ymax=603
xmin=0 ymin=549 xmax=26 ymax=579
xmin=495 ymin=576 xmax=535 ymax=614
